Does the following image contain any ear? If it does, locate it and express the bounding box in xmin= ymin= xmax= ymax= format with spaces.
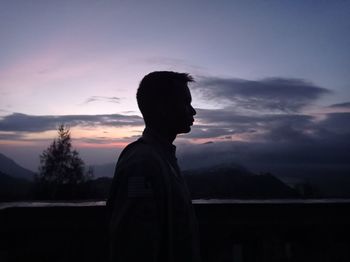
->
xmin=157 ymin=101 xmax=168 ymax=116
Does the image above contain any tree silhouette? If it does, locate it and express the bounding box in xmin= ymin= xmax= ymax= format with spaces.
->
xmin=36 ymin=124 xmax=89 ymax=199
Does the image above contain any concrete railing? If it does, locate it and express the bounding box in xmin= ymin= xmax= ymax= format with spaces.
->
xmin=1 ymin=199 xmax=350 ymax=262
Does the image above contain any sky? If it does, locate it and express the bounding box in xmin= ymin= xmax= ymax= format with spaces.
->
xmin=0 ymin=0 xmax=349 ymax=176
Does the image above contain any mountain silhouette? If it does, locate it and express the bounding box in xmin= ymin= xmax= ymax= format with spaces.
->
xmin=0 ymin=171 xmax=33 ymax=200
xmin=74 ymin=162 xmax=300 ymax=199
xmin=184 ymin=163 xmax=299 ymax=199
xmin=0 ymin=152 xmax=35 ymax=180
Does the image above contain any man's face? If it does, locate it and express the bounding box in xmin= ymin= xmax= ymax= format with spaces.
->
xmin=165 ymin=84 xmax=196 ymax=134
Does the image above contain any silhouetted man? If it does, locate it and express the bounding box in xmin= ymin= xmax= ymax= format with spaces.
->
xmin=107 ymin=71 xmax=201 ymax=262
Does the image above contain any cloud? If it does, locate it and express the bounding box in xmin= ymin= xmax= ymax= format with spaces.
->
xmin=178 ymin=112 xmax=350 ymax=178
xmin=0 ymin=113 xmax=144 ymax=132
xmin=77 ymin=137 xmax=126 ymax=144
xmin=195 ymin=108 xmax=313 ymax=125
xmin=178 ymin=105 xmax=350 ymax=182
xmin=0 ymin=132 xmax=26 ymax=140
xmin=194 ymin=76 xmax=331 ymax=112
xmin=83 ymin=96 xmax=121 ymax=104
xmin=193 ymin=107 xmax=350 ymax=141
xmin=0 ymin=109 xmax=11 ymax=116
xmin=317 ymin=112 xmax=350 ymax=135
xmin=328 ymin=102 xmax=350 ymax=109
xmin=186 ymin=125 xmax=235 ymax=139
xmin=188 ymin=107 xmax=314 ymax=140
xmin=179 ymin=134 xmax=350 ymax=175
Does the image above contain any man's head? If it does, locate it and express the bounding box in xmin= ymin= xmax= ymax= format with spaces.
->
xmin=137 ymin=71 xmax=196 ymax=135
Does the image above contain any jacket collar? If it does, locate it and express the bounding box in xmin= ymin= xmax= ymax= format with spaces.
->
xmin=141 ymin=127 xmax=177 ymax=158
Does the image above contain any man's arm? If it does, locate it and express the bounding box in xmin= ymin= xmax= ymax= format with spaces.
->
xmin=109 ymin=158 xmax=165 ymax=262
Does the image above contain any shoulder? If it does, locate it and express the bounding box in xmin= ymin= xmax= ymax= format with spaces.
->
xmin=119 ymin=139 xmax=157 ymax=161
xmin=117 ymin=139 xmax=164 ymax=172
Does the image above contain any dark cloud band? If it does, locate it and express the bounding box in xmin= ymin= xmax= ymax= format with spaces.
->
xmin=0 ymin=113 xmax=144 ymax=132
xmin=328 ymin=102 xmax=350 ymax=109
xmin=194 ymin=76 xmax=330 ymax=112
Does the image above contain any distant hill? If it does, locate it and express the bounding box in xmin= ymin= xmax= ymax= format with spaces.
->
xmin=0 ymin=171 xmax=33 ymax=201
xmin=184 ymin=163 xmax=299 ymax=199
xmin=87 ymin=162 xmax=300 ymax=199
xmin=0 ymin=158 xmax=303 ymax=200
xmin=0 ymin=153 xmax=35 ymax=180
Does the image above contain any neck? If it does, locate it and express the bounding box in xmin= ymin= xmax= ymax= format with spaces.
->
xmin=146 ymin=126 xmax=177 ymax=144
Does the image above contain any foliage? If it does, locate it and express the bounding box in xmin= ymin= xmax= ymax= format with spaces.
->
xmin=35 ymin=124 xmax=93 ymax=199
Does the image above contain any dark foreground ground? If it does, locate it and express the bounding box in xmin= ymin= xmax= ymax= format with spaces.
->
xmin=1 ymin=199 xmax=350 ymax=262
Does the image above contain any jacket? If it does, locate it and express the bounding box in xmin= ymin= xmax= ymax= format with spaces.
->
xmin=107 ymin=128 xmax=201 ymax=262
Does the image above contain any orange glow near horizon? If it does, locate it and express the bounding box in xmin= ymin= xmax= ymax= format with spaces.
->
xmin=70 ymin=125 xmax=143 ymax=140
xmin=0 ymin=140 xmax=40 ymax=147
xmin=0 ymin=125 xmax=144 ymax=149
xmin=76 ymin=141 xmax=129 ymax=149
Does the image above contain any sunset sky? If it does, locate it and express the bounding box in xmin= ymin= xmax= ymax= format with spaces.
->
xmin=0 ymin=1 xmax=349 ymax=175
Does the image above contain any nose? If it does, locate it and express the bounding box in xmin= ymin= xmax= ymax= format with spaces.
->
xmin=191 ymin=105 xmax=196 ymax=116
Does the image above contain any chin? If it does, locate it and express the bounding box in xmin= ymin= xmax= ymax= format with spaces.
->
xmin=178 ymin=126 xmax=191 ymax=134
